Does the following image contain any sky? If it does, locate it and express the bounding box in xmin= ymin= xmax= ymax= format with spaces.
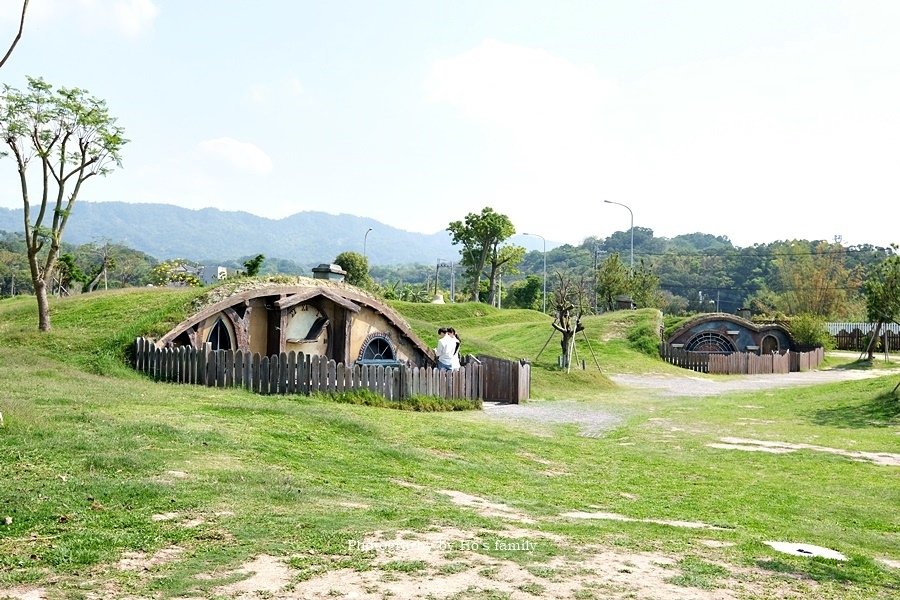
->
xmin=1 ymin=0 xmax=898 ymax=250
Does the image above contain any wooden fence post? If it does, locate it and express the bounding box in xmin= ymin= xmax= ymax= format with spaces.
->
xmin=252 ymin=353 xmax=261 ymax=393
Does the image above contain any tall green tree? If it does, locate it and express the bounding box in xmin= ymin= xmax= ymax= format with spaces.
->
xmin=56 ymin=252 xmax=85 ymax=295
xmin=0 ymin=77 xmax=127 ymax=330
xmin=629 ymin=258 xmax=663 ymax=309
xmin=863 ymin=252 xmax=900 ymax=359
xmin=506 ymin=274 xmax=542 ymax=310
xmin=0 ymin=231 xmax=29 ymax=295
xmin=771 ymin=240 xmax=858 ymax=318
xmin=488 ymin=244 xmax=526 ymax=306
xmin=447 ymin=207 xmax=516 ymax=304
xmin=243 ymin=253 xmax=265 ymax=277
xmin=334 ymin=251 xmax=373 ymax=289
xmin=595 ymin=252 xmax=629 ymax=311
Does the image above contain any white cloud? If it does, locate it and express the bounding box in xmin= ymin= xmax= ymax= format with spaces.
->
xmin=198 ymin=138 xmax=273 ymax=176
xmin=426 ymin=39 xmax=614 ymax=135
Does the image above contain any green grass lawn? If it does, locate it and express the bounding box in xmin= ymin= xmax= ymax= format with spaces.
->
xmin=1 ymin=290 xmax=899 ymax=599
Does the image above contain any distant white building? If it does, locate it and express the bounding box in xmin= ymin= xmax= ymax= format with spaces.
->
xmin=199 ymin=265 xmax=228 ymax=285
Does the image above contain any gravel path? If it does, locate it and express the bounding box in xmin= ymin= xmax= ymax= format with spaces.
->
xmin=609 ymin=368 xmax=887 ymax=397
xmin=482 ymin=367 xmax=892 ymax=437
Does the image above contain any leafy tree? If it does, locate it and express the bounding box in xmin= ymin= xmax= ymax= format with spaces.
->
xmin=243 ymin=253 xmax=265 ymax=277
xmin=0 ymin=231 xmax=29 ymax=295
xmin=864 ymin=252 xmax=900 ymax=325
xmin=595 ymin=253 xmax=629 ymax=311
xmin=772 ymin=240 xmax=857 ymax=318
xmin=56 ymin=252 xmax=85 ymax=295
xmin=108 ymin=248 xmax=153 ymax=287
xmin=629 ymin=258 xmax=663 ymax=309
xmin=334 ymin=251 xmax=373 ymax=288
xmin=506 ymin=275 xmax=542 ymax=310
xmin=149 ymin=259 xmax=201 ymax=287
xmin=77 ymin=241 xmax=117 ymax=293
xmin=0 ymin=77 xmax=127 ymax=330
xmin=787 ymin=313 xmax=834 ymax=349
xmin=659 ymin=289 xmax=689 ymax=315
xmin=862 ymin=252 xmax=900 ymax=359
xmin=74 ymin=242 xmax=154 ymax=288
xmin=448 ymin=207 xmax=516 ymax=304
xmin=0 ymin=1 xmax=28 ymax=70
xmin=488 ymin=244 xmax=526 ymax=306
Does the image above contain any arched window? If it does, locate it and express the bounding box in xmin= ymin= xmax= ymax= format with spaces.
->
xmin=362 ymin=337 xmax=394 ymax=361
xmin=685 ymin=331 xmax=736 ymax=353
xmin=358 ymin=334 xmax=397 ymax=365
xmin=207 ymin=317 xmax=233 ymax=351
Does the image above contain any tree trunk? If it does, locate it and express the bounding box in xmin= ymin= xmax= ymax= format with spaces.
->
xmin=560 ymin=331 xmax=572 ymax=367
xmin=35 ymin=278 xmax=51 ymax=331
xmin=85 ymin=266 xmax=105 ymax=293
xmin=867 ymin=321 xmax=883 ymax=360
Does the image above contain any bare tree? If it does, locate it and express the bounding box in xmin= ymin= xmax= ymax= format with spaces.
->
xmin=0 ymin=1 xmax=28 ymax=70
xmin=551 ymin=273 xmax=590 ymax=371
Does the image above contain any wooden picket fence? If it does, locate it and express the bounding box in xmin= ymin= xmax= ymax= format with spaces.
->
xmin=133 ymin=338 xmax=529 ymax=403
xmin=659 ymin=344 xmax=824 ymax=375
xmin=825 ymin=322 xmax=899 ymax=352
xmin=658 ymin=344 xmax=713 ymax=373
xmin=479 ymin=355 xmax=530 ymax=404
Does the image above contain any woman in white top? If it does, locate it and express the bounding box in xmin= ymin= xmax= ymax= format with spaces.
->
xmin=435 ymin=327 xmax=456 ymax=370
xmin=448 ymin=327 xmax=461 ymax=371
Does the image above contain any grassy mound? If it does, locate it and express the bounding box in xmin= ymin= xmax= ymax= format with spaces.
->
xmin=0 ymin=288 xmax=204 ymax=376
xmin=1 ymin=290 xmax=672 ymax=397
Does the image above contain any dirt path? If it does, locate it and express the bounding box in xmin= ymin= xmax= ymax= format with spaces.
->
xmin=482 ymin=366 xmax=893 ymax=436
xmin=610 ymin=368 xmax=888 ymax=397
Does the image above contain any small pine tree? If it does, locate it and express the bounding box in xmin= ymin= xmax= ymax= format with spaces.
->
xmin=243 ymin=254 xmax=265 ymax=277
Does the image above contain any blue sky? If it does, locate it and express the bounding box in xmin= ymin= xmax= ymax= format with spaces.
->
xmin=1 ymin=0 xmax=898 ymax=249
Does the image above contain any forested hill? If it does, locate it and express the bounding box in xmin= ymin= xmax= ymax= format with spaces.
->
xmin=0 ymin=202 xmax=458 ymax=266
xmin=520 ymin=227 xmax=894 ymax=315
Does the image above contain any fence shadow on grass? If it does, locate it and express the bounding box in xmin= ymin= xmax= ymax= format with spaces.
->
xmin=828 ymin=358 xmax=879 ymax=371
xmin=755 ymin=557 xmax=894 ymax=589
xmin=810 ymin=391 xmax=900 ymax=429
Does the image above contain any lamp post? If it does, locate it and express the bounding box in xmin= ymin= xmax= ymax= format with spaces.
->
xmin=522 ymin=232 xmax=547 ymax=313
xmin=604 ymin=200 xmax=633 ymax=272
xmin=363 ymin=227 xmax=373 ymax=261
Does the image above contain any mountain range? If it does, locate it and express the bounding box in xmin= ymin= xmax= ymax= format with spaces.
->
xmin=0 ymin=202 xmax=528 ymax=266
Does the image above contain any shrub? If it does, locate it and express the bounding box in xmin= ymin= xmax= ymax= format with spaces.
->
xmin=627 ymin=320 xmax=661 ymax=356
xmin=787 ymin=313 xmax=835 ymax=350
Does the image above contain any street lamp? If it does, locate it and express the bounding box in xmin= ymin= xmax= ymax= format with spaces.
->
xmin=522 ymin=232 xmax=547 ymax=313
xmin=604 ymin=200 xmax=633 ymax=272
xmin=363 ymin=227 xmax=373 ymax=261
